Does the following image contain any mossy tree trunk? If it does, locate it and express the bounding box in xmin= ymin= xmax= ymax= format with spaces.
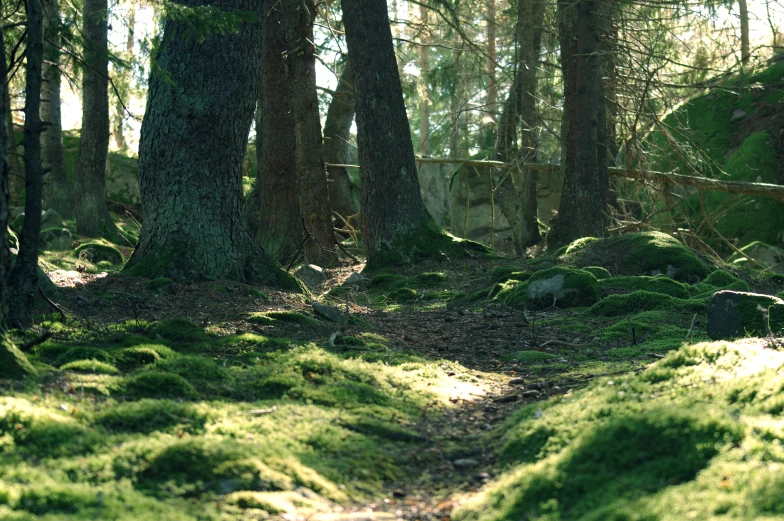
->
xmin=248 ymin=0 xmax=303 ymax=264
xmin=8 ymin=0 xmax=45 ymax=327
xmin=285 ymin=0 xmax=339 ymax=268
xmin=1 ymin=19 xmax=10 ymax=329
xmin=341 ymin=0 xmax=480 ymax=269
xmin=323 ymin=61 xmax=359 ymax=219
xmin=494 ymin=0 xmax=543 ymax=253
xmin=126 ymin=0 xmax=295 ymax=288
xmin=41 ymin=0 xmax=73 ymax=218
xmin=549 ymin=0 xmax=609 ymax=247
xmin=73 ymin=0 xmax=117 ymax=238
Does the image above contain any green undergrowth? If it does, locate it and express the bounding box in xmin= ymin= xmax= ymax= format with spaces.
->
xmin=455 ymin=340 xmax=784 ymax=521
xmin=0 ymin=317 xmax=485 ymax=520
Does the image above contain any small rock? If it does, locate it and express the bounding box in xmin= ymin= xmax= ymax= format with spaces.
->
xmin=522 ymin=390 xmax=541 ymax=398
xmin=296 ymin=264 xmax=326 ymax=288
xmin=312 ymin=301 xmax=346 ymax=324
xmin=392 ymin=489 xmax=405 ymax=498
xmin=346 ymin=272 xmax=365 ymax=285
xmin=508 ymin=377 xmax=526 ymax=385
xmin=493 ymin=394 xmax=519 ymax=403
xmin=453 ymin=458 xmax=479 ymax=468
xmin=730 ymin=108 xmax=747 ymax=121
xmin=446 ymin=370 xmax=456 ymax=376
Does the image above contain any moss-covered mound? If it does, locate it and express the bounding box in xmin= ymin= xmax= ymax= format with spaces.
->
xmin=561 ymin=231 xmax=711 ymax=282
xmin=503 ymin=267 xmax=600 ymax=310
xmin=600 ymin=275 xmax=690 ymax=299
xmin=455 ymin=340 xmax=783 ymax=521
xmin=644 ymin=62 xmax=784 ymax=250
xmin=75 ymin=241 xmax=124 ymax=265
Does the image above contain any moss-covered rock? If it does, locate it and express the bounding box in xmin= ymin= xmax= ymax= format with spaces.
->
xmin=0 ymin=337 xmax=36 ymax=379
xmin=509 ymin=267 xmax=600 ymax=310
xmin=75 ymin=241 xmax=124 ymax=265
xmin=562 ymin=232 xmax=710 ymax=282
xmin=123 ymin=371 xmax=198 ymax=399
xmin=150 ymin=318 xmax=211 ymax=344
xmin=581 ymin=266 xmax=612 ymax=280
xmin=590 ymin=290 xmax=707 ymax=317
xmin=39 ymin=227 xmax=72 ymax=251
xmin=729 ymin=241 xmax=784 ymax=273
xmin=59 ymin=359 xmax=120 ymax=375
xmin=490 ymin=265 xmax=530 ymax=285
xmin=704 ymin=269 xmax=741 ymax=287
xmin=707 ymin=291 xmax=784 ymax=339
xmin=600 ymin=276 xmax=690 ymax=299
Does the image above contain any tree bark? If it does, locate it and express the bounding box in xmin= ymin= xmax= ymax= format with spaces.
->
xmin=285 ymin=0 xmax=339 ymax=267
xmin=549 ymin=0 xmax=609 ymax=247
xmin=738 ymin=0 xmax=750 ymax=64
xmin=5 ymin=88 xmax=24 ymax=207
xmin=418 ymin=2 xmax=430 ymax=154
xmin=1 ymin=15 xmax=10 ymax=330
xmin=323 ymin=61 xmax=359 ymax=219
xmin=125 ymin=0 xmax=296 ymax=288
xmin=41 ymin=0 xmax=73 ymax=218
xmin=485 ymin=0 xmax=497 ymax=121
xmin=8 ymin=0 xmax=45 ymax=326
xmin=493 ymin=0 xmax=543 ymax=253
xmin=341 ymin=0 xmax=481 ymax=269
xmin=73 ymin=0 xmax=116 ymax=238
xmin=249 ymin=0 xmax=303 ymax=263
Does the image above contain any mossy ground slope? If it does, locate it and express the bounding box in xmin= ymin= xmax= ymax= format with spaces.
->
xmin=6 ymin=225 xmax=784 ymax=520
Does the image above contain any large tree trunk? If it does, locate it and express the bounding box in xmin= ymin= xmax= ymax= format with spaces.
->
xmin=8 ymin=0 xmax=45 ymax=326
xmin=494 ymin=0 xmax=543 ymax=253
xmin=341 ymin=0 xmax=482 ymax=269
xmin=285 ymin=0 xmax=338 ymax=267
xmin=5 ymin=88 xmax=24 ymax=207
xmin=41 ymin=0 xmax=73 ymax=218
xmin=125 ymin=0 xmax=296 ymax=288
xmin=249 ymin=0 xmax=303 ymax=264
xmin=1 ymin=16 xmax=10 ymax=330
xmin=323 ymin=61 xmax=359 ymax=219
xmin=73 ymin=0 xmax=116 ymax=238
xmin=549 ymin=0 xmax=609 ymax=247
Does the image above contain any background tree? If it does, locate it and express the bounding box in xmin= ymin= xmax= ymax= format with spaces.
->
xmin=73 ymin=0 xmax=117 ymax=238
xmin=125 ymin=0 xmax=295 ymax=287
xmin=248 ymin=0 xmax=303 ymax=264
xmin=323 ymin=60 xmax=359 ymax=219
xmin=1 ymin=12 xmax=10 ymax=329
xmin=41 ymin=0 xmax=72 ymax=217
xmin=549 ymin=0 xmax=608 ymax=246
xmin=285 ymin=0 xmax=339 ymax=268
xmin=8 ymin=0 xmax=45 ymax=326
xmin=341 ymin=0 xmax=484 ymax=269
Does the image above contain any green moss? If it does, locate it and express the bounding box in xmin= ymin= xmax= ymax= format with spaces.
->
xmin=590 ymin=290 xmax=707 ymax=317
xmin=54 ymin=346 xmax=115 ymax=367
xmin=564 ymin=237 xmax=600 ymax=254
xmin=60 ymin=359 xmax=120 ymax=375
xmin=600 ymin=276 xmax=690 ymax=299
xmin=147 ymin=277 xmax=173 ymax=293
xmin=389 ymin=287 xmax=418 ymax=302
xmin=520 ymin=267 xmax=601 ymax=310
xmin=114 ymin=345 xmax=165 ymax=369
xmin=0 ymin=337 xmax=36 ymax=379
xmin=490 ymin=265 xmax=530 ymax=285
xmin=368 ymin=273 xmax=406 ymax=290
xmin=75 ymin=241 xmax=124 ymax=265
xmin=255 ymin=311 xmax=315 ymax=325
xmin=150 ymin=318 xmax=211 ymax=344
xmin=500 ymin=350 xmax=560 ymax=363
xmin=411 ymin=272 xmax=448 ymax=287
xmin=123 ymin=371 xmax=198 ymax=399
xmin=96 ymin=400 xmax=210 ymax=434
xmin=704 ymin=269 xmax=740 ymax=287
xmin=581 ymin=266 xmax=612 ymax=280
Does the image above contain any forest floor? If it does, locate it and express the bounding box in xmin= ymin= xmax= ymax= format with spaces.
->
xmin=4 ymin=239 xmax=784 ymax=521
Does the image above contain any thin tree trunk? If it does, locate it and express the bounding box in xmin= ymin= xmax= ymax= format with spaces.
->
xmin=41 ymin=0 xmax=73 ymax=217
xmin=8 ymin=0 xmax=45 ymax=326
xmin=549 ymin=0 xmax=609 ymax=247
xmin=341 ymin=0 xmax=483 ymax=269
xmin=285 ymin=0 xmax=339 ymax=267
xmin=494 ymin=0 xmax=543 ymax=253
xmin=125 ymin=0 xmax=294 ymax=288
xmin=738 ymin=0 xmax=750 ymax=64
xmin=73 ymin=0 xmax=116 ymax=238
xmin=5 ymin=88 xmax=24 ymax=206
xmin=250 ymin=0 xmax=303 ymax=263
xmin=486 ymin=0 xmax=497 ymax=121
xmin=323 ymin=61 xmax=359 ymax=219
xmin=418 ymin=3 xmax=430 ymax=154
